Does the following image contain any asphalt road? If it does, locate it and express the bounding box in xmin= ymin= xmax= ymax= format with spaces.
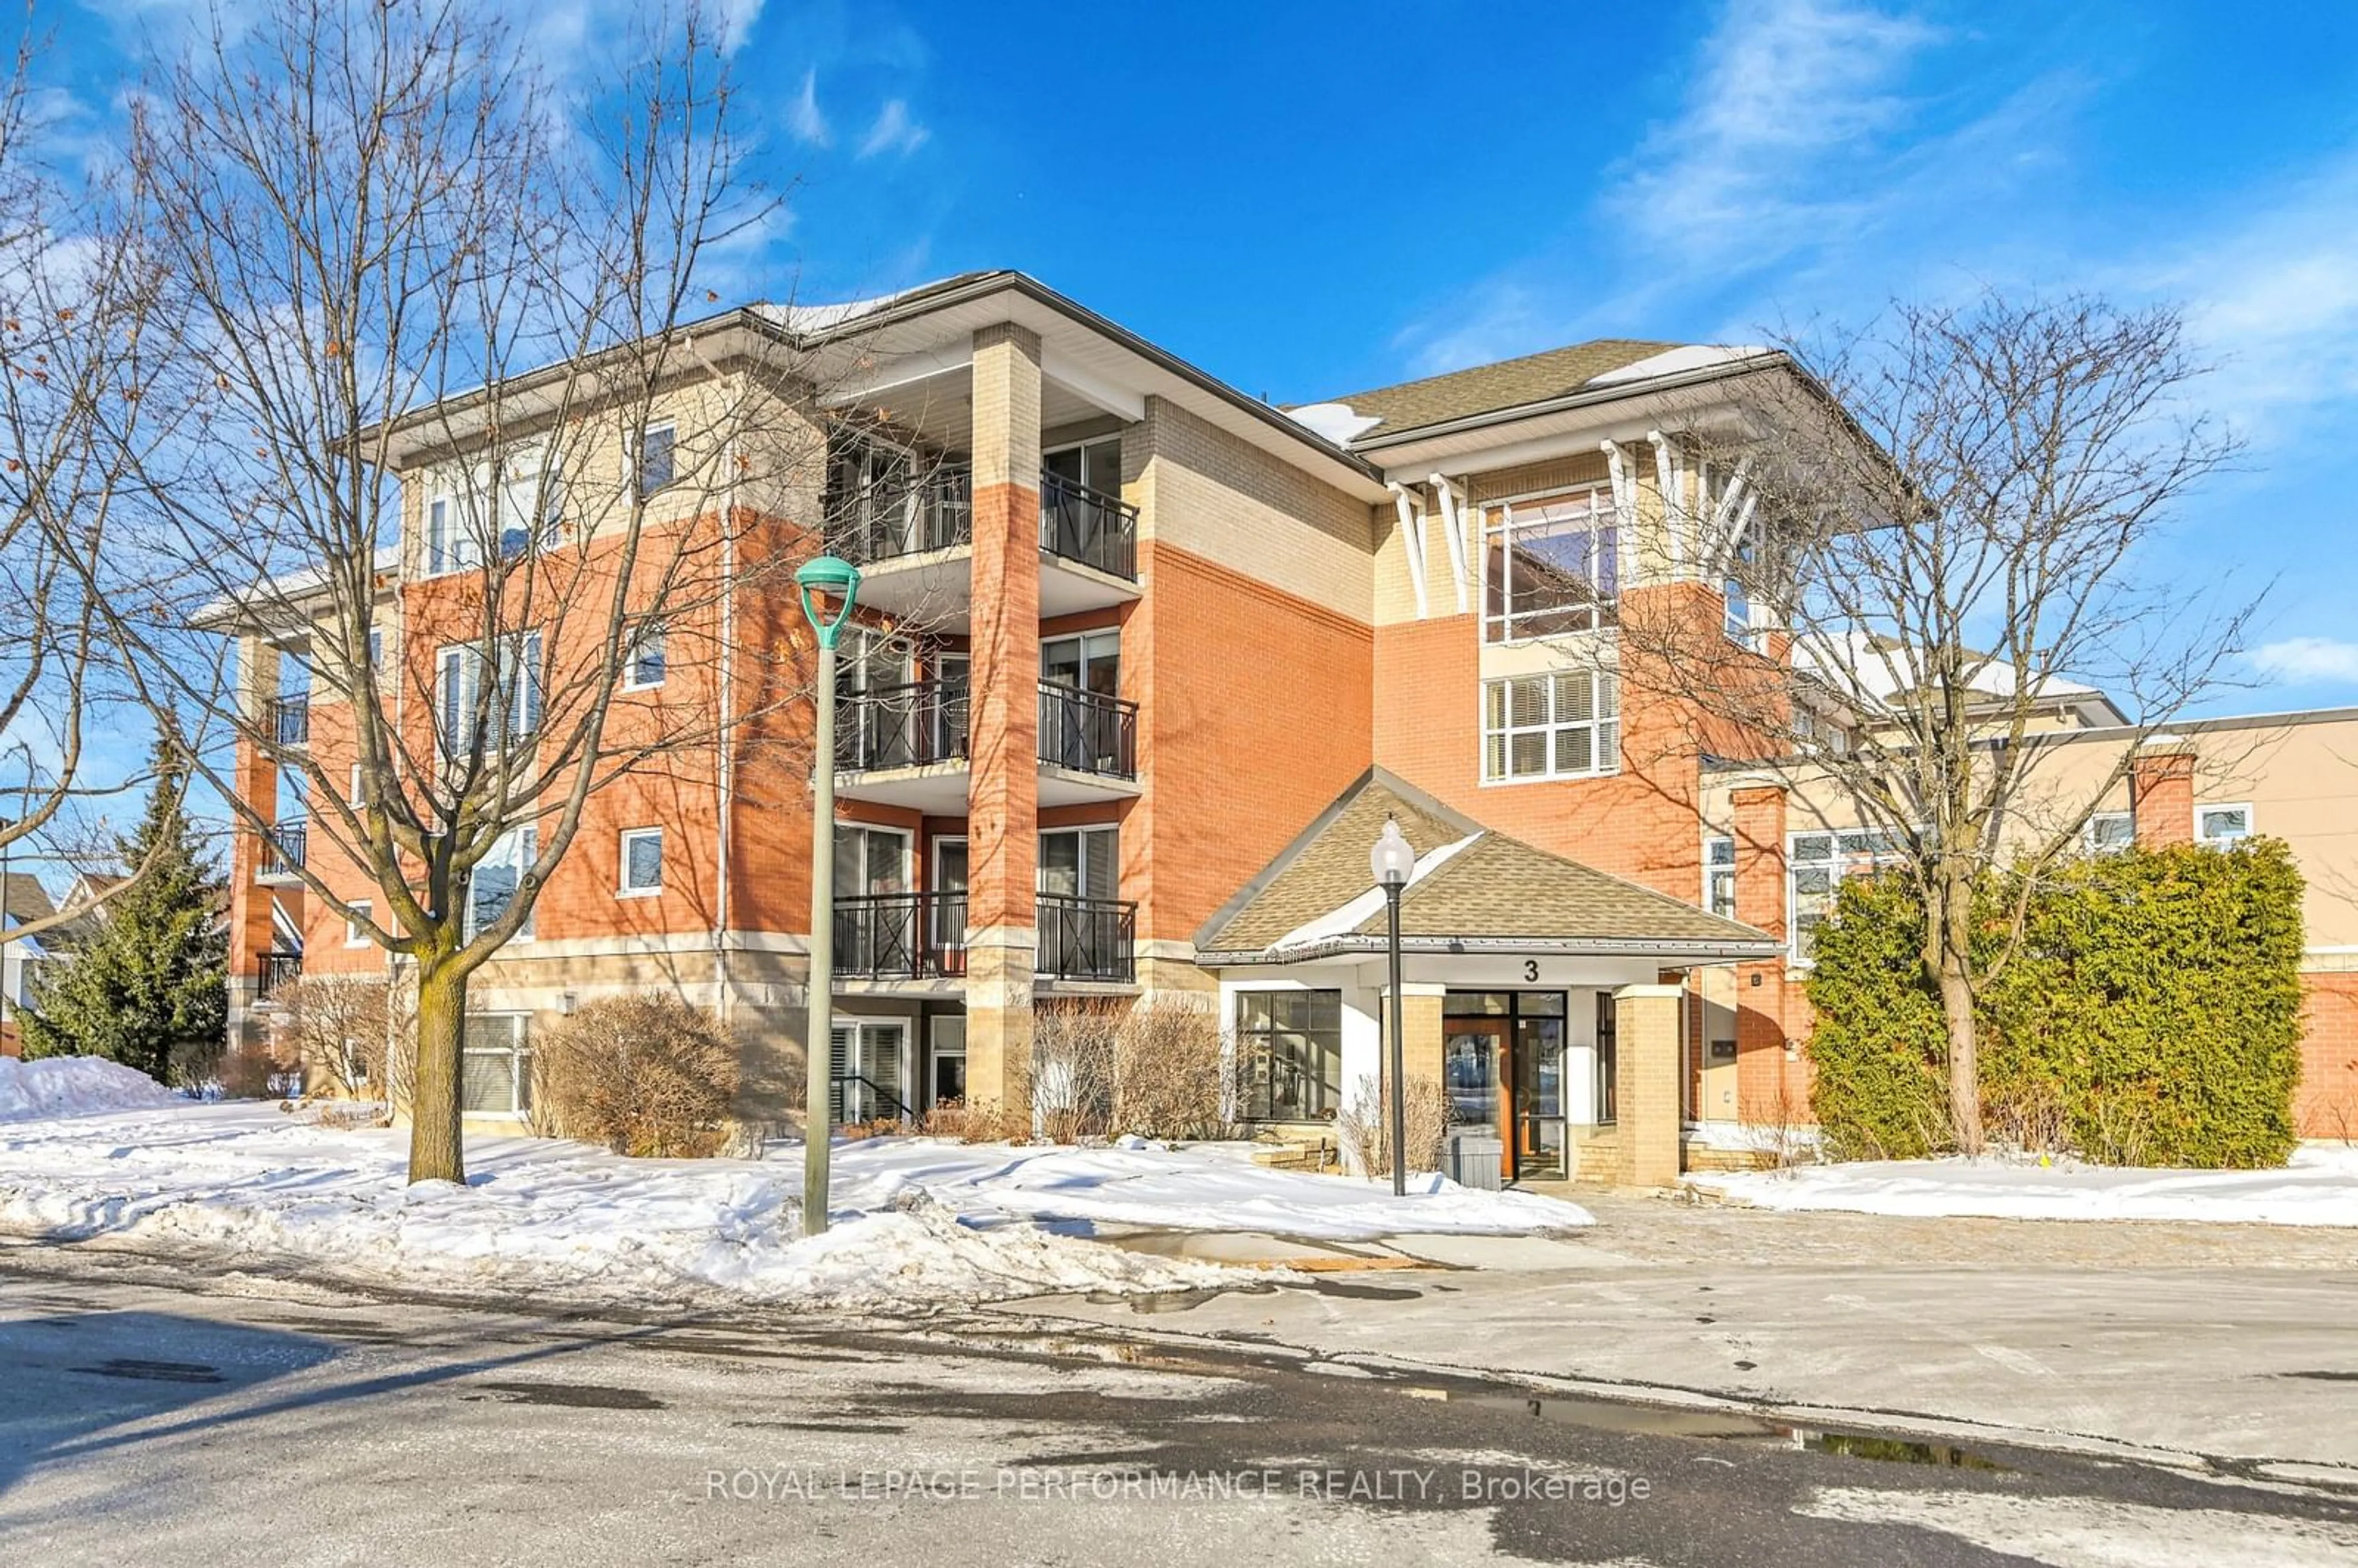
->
xmin=4 ymin=1243 xmax=2357 ymax=1566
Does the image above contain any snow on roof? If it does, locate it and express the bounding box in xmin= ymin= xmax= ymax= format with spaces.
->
xmin=751 ymin=288 xmax=922 ymax=335
xmin=1282 ymin=402 xmax=1384 ymax=446
xmin=1583 ymin=344 xmax=1773 ymax=387
xmin=1797 ymin=631 xmax=2114 ymax=713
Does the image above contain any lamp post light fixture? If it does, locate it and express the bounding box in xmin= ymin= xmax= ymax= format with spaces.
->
xmin=795 ymin=553 xmax=862 ymax=1238
xmin=1370 ymin=814 xmax=1415 ymax=1197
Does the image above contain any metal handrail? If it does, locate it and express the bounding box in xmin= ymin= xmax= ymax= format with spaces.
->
xmin=836 ymin=679 xmax=971 ymax=772
xmin=830 ymin=1071 xmax=919 ymax=1127
xmin=1038 ymin=470 xmax=1138 ymax=581
xmin=829 ymin=464 xmax=973 ymax=564
xmin=257 ymin=949 xmax=303 ymax=998
xmin=1035 ymin=682 xmax=1137 ymax=779
xmin=833 ymin=891 xmax=968 ymax=979
xmin=259 ymin=821 xmax=306 ymax=879
xmin=1035 ymin=893 xmax=1137 ymax=982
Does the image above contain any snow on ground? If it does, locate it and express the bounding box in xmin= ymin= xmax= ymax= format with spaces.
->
xmin=817 ymin=1135 xmax=1595 ymax=1241
xmin=0 ymin=1055 xmax=184 ymax=1122
xmin=0 ymin=1096 xmax=1589 ymax=1312
xmin=1690 ymin=1143 xmax=2358 ymax=1227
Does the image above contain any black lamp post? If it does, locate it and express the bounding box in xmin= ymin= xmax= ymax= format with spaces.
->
xmin=1370 ymin=815 xmax=1414 ymax=1196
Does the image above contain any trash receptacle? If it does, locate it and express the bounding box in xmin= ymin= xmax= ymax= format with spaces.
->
xmin=1447 ymin=1132 xmax=1504 ymax=1191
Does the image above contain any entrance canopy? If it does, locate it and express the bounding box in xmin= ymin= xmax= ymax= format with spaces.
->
xmin=1194 ymin=768 xmax=1778 ymax=968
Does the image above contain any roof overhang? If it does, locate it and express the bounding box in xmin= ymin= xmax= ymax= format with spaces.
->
xmin=1200 ymin=934 xmax=1782 ymax=968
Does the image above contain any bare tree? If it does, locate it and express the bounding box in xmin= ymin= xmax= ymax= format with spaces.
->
xmin=1622 ymin=293 xmax=2249 ymax=1153
xmin=0 ymin=19 xmax=193 ymax=939
xmin=89 ymin=0 xmax=844 ymax=1182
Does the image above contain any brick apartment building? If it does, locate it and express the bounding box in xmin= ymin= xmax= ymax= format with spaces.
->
xmin=221 ymin=271 xmax=2358 ymax=1178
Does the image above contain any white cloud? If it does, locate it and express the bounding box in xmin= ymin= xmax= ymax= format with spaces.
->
xmin=1608 ymin=0 xmax=1942 ymax=269
xmin=788 ymin=68 xmax=830 ymax=146
xmin=857 ymin=99 xmax=928 ymax=160
xmin=2251 ymin=637 xmax=2358 ymax=685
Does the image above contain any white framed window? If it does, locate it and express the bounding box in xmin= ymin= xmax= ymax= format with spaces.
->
xmin=618 ymin=827 xmax=663 ymax=896
xmin=348 ymin=763 xmax=366 ymax=808
xmin=1722 ymin=513 xmax=1768 ymax=650
xmin=636 ymin=421 xmax=676 ymax=498
xmin=1788 ymin=829 xmax=1905 ymax=964
xmin=437 ymin=631 xmax=542 ymax=759
xmin=424 ymin=455 xmax=562 ymax=576
xmin=1482 ymin=489 xmax=1618 ymax=642
xmin=625 ymin=622 xmax=667 ymax=690
xmin=1481 ymin=669 xmax=1620 ymax=783
xmin=345 ymin=901 xmax=372 ymax=947
xmin=367 ymin=627 xmax=384 ymax=670
xmin=833 ymin=824 xmax=911 ymax=898
xmin=1705 ymin=836 xmax=1737 ymax=920
xmin=465 ymin=826 xmax=537 ymax=944
xmin=461 ymin=1013 xmax=532 ymax=1116
xmin=1042 ymin=436 xmax=1122 ymax=497
xmin=2197 ymin=803 xmax=2253 ymax=848
xmin=426 ymin=494 xmax=480 ymax=577
xmin=2085 ymin=811 xmax=2135 ymax=853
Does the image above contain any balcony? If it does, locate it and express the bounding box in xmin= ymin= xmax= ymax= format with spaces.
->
xmin=834 ymin=680 xmax=1138 ymax=811
xmin=1035 ymin=894 xmax=1137 ymax=983
xmin=825 ymin=464 xmax=1141 ymax=631
xmin=268 ymin=694 xmax=309 ymax=747
xmin=833 ymin=892 xmax=968 ymax=982
xmin=257 ymin=821 xmax=306 ymax=882
xmin=1039 ymin=472 xmax=1137 ymax=582
xmin=1035 ymin=684 xmax=1137 ymax=784
xmin=255 ymin=949 xmax=303 ymax=999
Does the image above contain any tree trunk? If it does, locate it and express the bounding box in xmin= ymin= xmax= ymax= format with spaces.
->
xmin=1939 ymin=955 xmax=1982 ymax=1155
xmin=407 ymin=950 xmax=469 ymax=1185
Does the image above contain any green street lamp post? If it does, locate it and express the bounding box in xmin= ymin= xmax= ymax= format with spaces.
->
xmin=796 ymin=553 xmax=861 ymax=1238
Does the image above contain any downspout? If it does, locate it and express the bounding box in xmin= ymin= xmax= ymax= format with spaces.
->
xmin=714 ymin=421 xmax=739 ymax=1035
xmin=1385 ymin=481 xmax=1429 ymax=619
xmin=1426 ymin=473 xmax=1472 ymax=613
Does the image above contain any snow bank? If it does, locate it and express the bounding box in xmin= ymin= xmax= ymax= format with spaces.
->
xmin=0 ymin=1056 xmax=182 ymax=1122
xmin=818 ymin=1136 xmax=1595 ymax=1241
xmin=0 ymin=1103 xmax=1231 ymax=1309
xmin=1689 ymin=1144 xmax=2358 ymax=1227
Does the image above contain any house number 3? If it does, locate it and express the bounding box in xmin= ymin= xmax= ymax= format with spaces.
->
xmin=1522 ymin=960 xmax=1539 ymax=982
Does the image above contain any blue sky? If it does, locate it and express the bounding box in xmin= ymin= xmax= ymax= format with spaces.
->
xmin=35 ymin=0 xmax=2358 ymax=725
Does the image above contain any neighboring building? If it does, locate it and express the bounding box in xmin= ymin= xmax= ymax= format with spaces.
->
xmin=216 ymin=272 xmax=2358 ymax=1169
xmin=1 ymin=872 xmax=61 ymax=1035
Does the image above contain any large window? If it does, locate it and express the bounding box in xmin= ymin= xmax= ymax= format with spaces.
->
xmin=1038 ymin=826 xmax=1118 ymax=901
xmin=466 ymin=826 xmax=537 ymax=944
xmin=636 ymin=422 xmax=675 ymax=498
xmin=461 ymin=1014 xmax=531 ymax=1116
xmin=1235 ymin=990 xmax=1342 ymax=1122
xmin=437 ymin=632 xmax=542 ymax=759
xmin=1788 ymin=829 xmax=1904 ymax=964
xmin=833 ymin=825 xmax=910 ymax=898
xmin=1482 ymin=669 xmax=1619 ymax=782
xmin=425 ymin=454 xmax=562 ymax=576
xmin=1484 ymin=490 xmax=1617 ymax=642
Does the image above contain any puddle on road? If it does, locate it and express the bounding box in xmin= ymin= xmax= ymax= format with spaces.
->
xmin=2280 ymin=1370 xmax=2358 ymax=1381
xmin=459 ymin=1380 xmax=666 ymax=1410
xmin=1800 ymin=1431 xmax=2012 ymax=1470
xmin=1426 ymin=1386 xmax=2014 ymax=1472
xmin=69 ymin=1359 xmax=225 ymax=1384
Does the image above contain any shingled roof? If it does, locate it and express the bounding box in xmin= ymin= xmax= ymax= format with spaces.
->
xmin=1196 ymin=769 xmax=1778 ymax=964
xmin=1309 ymin=340 xmax=1677 ymax=441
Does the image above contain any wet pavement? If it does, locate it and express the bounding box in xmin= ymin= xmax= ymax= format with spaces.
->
xmin=6 ymin=1240 xmax=2358 ymax=1565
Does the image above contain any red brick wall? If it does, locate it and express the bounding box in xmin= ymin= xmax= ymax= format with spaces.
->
xmin=2297 ymin=972 xmax=2358 ymax=1140
xmin=2133 ymin=750 xmax=2195 ymax=848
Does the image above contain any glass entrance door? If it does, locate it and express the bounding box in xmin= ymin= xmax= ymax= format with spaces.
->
xmin=1513 ymin=1011 xmax=1567 ymax=1179
xmin=1443 ymin=1020 xmax=1506 ymax=1176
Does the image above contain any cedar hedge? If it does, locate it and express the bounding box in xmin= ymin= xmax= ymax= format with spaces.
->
xmin=1804 ymin=839 xmax=2305 ymax=1168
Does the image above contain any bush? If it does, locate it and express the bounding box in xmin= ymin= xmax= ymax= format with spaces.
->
xmin=1112 ymin=998 xmax=1233 ymax=1140
xmin=1805 ymin=840 xmax=2307 ymax=1168
xmin=1033 ymin=1002 xmax=1119 ymax=1142
xmin=531 ymin=993 xmax=741 ymax=1157
xmin=1335 ymin=1074 xmax=1450 ymax=1178
xmin=1803 ymin=872 xmax=1953 ymax=1160
xmin=275 ymin=975 xmax=410 ymax=1101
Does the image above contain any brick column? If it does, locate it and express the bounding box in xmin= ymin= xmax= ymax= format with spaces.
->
xmin=2131 ymin=743 xmax=2196 ymax=848
xmin=1612 ymin=984 xmax=1684 ymax=1187
xmin=225 ymin=635 xmax=283 ymax=1052
xmin=1727 ymin=782 xmax=1799 ymax=1121
xmin=963 ymin=323 xmax=1043 ymax=1120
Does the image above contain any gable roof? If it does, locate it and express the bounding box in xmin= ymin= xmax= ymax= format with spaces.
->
xmin=1196 ymin=769 xmax=1777 ymax=964
xmin=1309 ymin=340 xmax=1679 ymax=442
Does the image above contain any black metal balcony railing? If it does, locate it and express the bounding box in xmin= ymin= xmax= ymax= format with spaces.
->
xmin=257 ymin=949 xmax=303 ymax=998
xmin=259 ymin=821 xmax=306 ymax=880
xmin=1035 ymin=683 xmax=1137 ymax=780
xmin=1035 ymin=893 xmax=1137 ymax=982
xmin=828 ymin=465 xmax=973 ymax=565
xmin=833 ymin=891 xmax=970 ymax=980
xmin=269 ymin=694 xmax=309 ymax=747
xmin=836 ymin=680 xmax=970 ymax=773
xmin=1039 ymin=470 xmax=1138 ymax=581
